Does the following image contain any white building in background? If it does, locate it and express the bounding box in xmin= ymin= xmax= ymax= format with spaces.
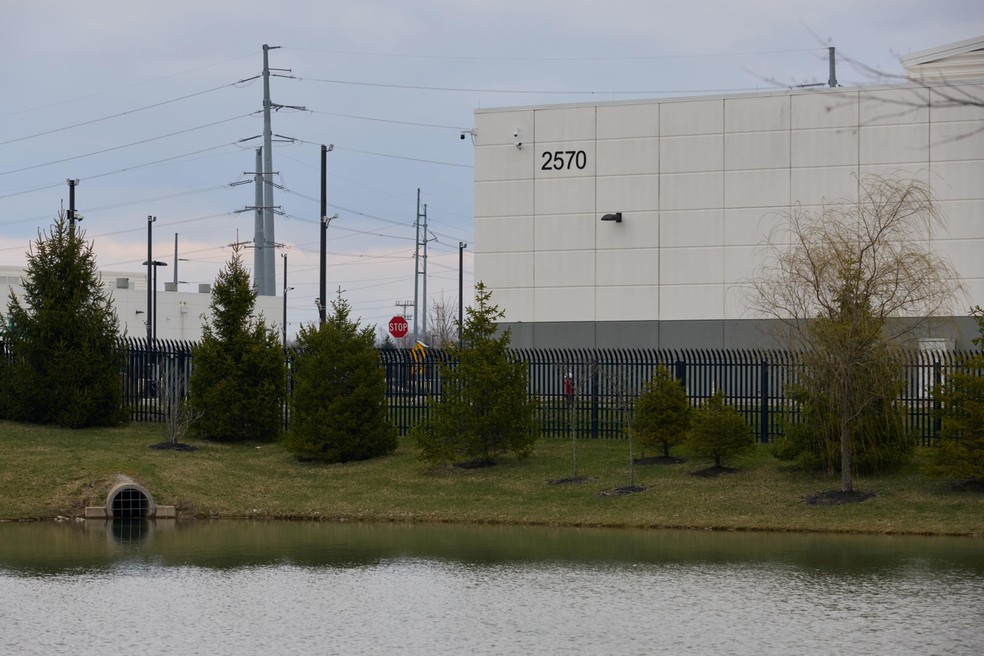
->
xmin=0 ymin=266 xmax=283 ymax=343
xmin=473 ymin=36 xmax=984 ymax=349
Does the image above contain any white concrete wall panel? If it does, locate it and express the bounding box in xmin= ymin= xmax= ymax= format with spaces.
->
xmin=534 ymin=177 xmax=595 ymax=215
xmin=929 ymin=85 xmax=984 ymax=123
xmin=660 ymin=247 xmax=723 ymax=286
xmin=660 ymin=134 xmax=723 ymax=173
xmin=660 ymin=284 xmax=725 ymax=321
xmin=475 ymin=144 xmax=536 ymax=182
xmin=934 ymin=200 xmax=984 ymax=240
xmin=724 ymin=131 xmax=790 ymax=170
xmin=725 ymin=169 xmax=790 ymax=208
xmin=931 ymin=160 xmax=984 ymax=201
xmin=660 ymin=171 xmax=723 ymax=210
xmin=475 ymin=216 xmax=534 ymax=253
xmin=661 ymin=210 xmax=723 ymax=248
xmin=492 ymin=288 xmax=534 ymax=323
xmin=791 ymin=167 xmax=859 ymax=206
xmin=596 ymin=211 xmax=660 ymax=250
xmin=534 ymin=106 xmax=595 ymax=142
xmin=860 ymin=88 xmax=930 ymax=126
xmin=723 ymin=245 xmax=761 ymax=285
xmin=724 ymin=207 xmax=787 ymax=247
xmin=474 ymin=252 xmax=533 ymax=289
xmin=660 ymin=99 xmax=723 ymax=136
xmin=596 ymin=285 xmax=660 ymax=321
xmin=596 ymin=138 xmax=659 ymax=175
xmin=725 ymin=95 xmax=789 ymax=133
xmin=475 ymin=179 xmax=533 ymax=218
xmin=534 ymin=250 xmax=595 ymax=288
xmin=597 ymin=103 xmax=659 ymax=139
xmin=935 ymin=239 xmax=984 ymax=279
xmin=596 ymin=174 xmax=660 ymax=213
xmin=930 ymin=121 xmax=984 ymax=161
xmin=534 ymin=214 xmax=595 ymax=251
xmin=791 ymin=91 xmax=859 ymax=129
xmin=791 ymin=127 xmax=860 ymax=167
xmin=860 ymin=124 xmax=930 ymax=164
xmin=534 ymin=286 xmax=595 ymax=322
xmin=596 ymin=248 xmax=659 ymax=287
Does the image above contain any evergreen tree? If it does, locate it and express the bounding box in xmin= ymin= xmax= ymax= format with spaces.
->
xmin=631 ymin=366 xmax=692 ymax=458
xmin=414 ymin=282 xmax=539 ymax=465
xmin=189 ymin=249 xmax=284 ymax=441
xmin=1 ymin=216 xmax=125 ymax=427
xmin=933 ymin=306 xmax=984 ymax=485
xmin=687 ymin=390 xmax=754 ymax=468
xmin=286 ymin=296 xmax=397 ymax=462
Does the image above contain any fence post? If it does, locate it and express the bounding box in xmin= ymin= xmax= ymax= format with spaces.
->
xmin=932 ymin=359 xmax=942 ymax=443
xmin=590 ymin=363 xmax=599 ymax=440
xmin=759 ymin=359 xmax=769 ymax=443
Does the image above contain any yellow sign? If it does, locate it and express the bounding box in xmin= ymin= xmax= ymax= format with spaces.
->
xmin=410 ymin=341 xmax=427 ymax=374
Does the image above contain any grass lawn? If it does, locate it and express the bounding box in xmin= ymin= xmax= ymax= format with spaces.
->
xmin=1 ymin=420 xmax=981 ymax=536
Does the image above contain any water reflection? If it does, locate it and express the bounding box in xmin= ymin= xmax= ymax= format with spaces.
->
xmin=1 ymin=522 xmax=982 ymax=655
xmin=110 ymin=518 xmax=151 ymax=544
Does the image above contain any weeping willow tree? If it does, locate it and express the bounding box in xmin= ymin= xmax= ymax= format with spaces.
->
xmin=755 ymin=175 xmax=958 ymax=493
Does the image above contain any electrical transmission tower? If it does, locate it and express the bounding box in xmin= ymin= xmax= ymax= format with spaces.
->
xmin=412 ymin=189 xmax=430 ymax=343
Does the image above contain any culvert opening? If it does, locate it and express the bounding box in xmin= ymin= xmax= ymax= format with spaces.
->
xmin=110 ymin=486 xmax=151 ymax=518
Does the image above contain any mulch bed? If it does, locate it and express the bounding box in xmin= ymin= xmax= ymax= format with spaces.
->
xmin=803 ymin=490 xmax=876 ymax=506
xmin=149 ymin=442 xmax=198 ymax=452
xmin=597 ymin=485 xmax=647 ymax=497
xmin=455 ymin=459 xmax=496 ymax=469
xmin=546 ymin=476 xmax=590 ymax=486
xmin=635 ymin=456 xmax=685 ymax=465
xmin=688 ymin=466 xmax=739 ymax=478
xmin=951 ymin=480 xmax=984 ymax=493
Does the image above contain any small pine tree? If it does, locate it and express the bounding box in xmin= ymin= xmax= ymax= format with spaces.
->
xmin=933 ymin=306 xmax=984 ymax=485
xmin=414 ymin=282 xmax=539 ymax=465
xmin=687 ymin=390 xmax=754 ymax=468
xmin=189 ymin=249 xmax=284 ymax=441
xmin=1 ymin=216 xmax=125 ymax=427
xmin=631 ymin=366 xmax=692 ymax=458
xmin=286 ymin=296 xmax=397 ymax=462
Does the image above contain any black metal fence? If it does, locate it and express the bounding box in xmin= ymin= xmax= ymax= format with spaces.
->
xmin=112 ymin=339 xmax=966 ymax=445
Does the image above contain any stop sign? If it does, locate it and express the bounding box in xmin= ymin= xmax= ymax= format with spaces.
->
xmin=389 ymin=315 xmax=409 ymax=339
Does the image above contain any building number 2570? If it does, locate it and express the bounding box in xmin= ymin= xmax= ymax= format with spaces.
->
xmin=540 ymin=150 xmax=587 ymax=171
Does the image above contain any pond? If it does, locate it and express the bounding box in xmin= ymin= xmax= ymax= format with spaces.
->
xmin=1 ymin=520 xmax=982 ymax=655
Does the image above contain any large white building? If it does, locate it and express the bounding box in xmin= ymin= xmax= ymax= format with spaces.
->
xmin=474 ymin=36 xmax=984 ymax=349
xmin=0 ymin=266 xmax=283 ymax=343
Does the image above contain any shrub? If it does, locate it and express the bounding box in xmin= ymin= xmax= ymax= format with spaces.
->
xmin=687 ymin=390 xmax=754 ymax=468
xmin=631 ymin=366 xmax=691 ymax=458
xmin=286 ymin=297 xmax=397 ymax=463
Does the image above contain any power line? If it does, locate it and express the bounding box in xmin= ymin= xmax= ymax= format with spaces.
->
xmin=0 ymin=82 xmax=242 ymax=147
xmin=0 ymin=112 xmax=260 ymax=177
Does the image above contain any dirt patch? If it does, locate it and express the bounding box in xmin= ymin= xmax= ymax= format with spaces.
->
xmin=598 ymin=485 xmax=647 ymax=497
xmin=150 ymin=442 xmax=198 ymax=452
xmin=688 ymin=466 xmax=739 ymax=478
xmin=547 ymin=476 xmax=590 ymax=486
xmin=635 ymin=456 xmax=685 ymax=466
xmin=803 ymin=490 xmax=876 ymax=506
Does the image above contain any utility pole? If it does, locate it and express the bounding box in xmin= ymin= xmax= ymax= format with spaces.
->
xmin=828 ymin=46 xmax=838 ymax=88
xmin=282 ymin=252 xmax=289 ymax=348
xmin=66 ymin=179 xmax=81 ymax=236
xmin=261 ymin=45 xmax=277 ymax=297
xmin=146 ymin=216 xmax=155 ymax=346
xmin=395 ymin=300 xmax=414 ymax=319
xmin=413 ymin=189 xmax=430 ymax=342
xmin=253 ymin=147 xmax=264 ymax=291
xmin=319 ymin=144 xmax=337 ymax=323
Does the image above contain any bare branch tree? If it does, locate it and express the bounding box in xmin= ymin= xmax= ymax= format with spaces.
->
xmin=754 ymin=174 xmax=960 ymax=493
xmin=427 ymin=295 xmax=458 ymax=349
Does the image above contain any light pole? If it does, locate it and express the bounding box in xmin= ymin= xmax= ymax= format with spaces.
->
xmin=458 ymin=242 xmax=467 ymax=346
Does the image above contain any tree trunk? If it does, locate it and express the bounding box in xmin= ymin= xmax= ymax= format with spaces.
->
xmin=841 ymin=415 xmax=853 ymax=492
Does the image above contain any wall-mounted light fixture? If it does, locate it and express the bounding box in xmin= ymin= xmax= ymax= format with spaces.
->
xmin=600 ymin=212 xmax=622 ymax=223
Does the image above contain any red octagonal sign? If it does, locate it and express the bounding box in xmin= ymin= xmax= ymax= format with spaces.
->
xmin=389 ymin=315 xmax=409 ymax=339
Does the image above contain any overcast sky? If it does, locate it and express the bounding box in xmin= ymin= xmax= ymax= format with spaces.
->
xmin=2 ymin=1 xmax=982 ymax=337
